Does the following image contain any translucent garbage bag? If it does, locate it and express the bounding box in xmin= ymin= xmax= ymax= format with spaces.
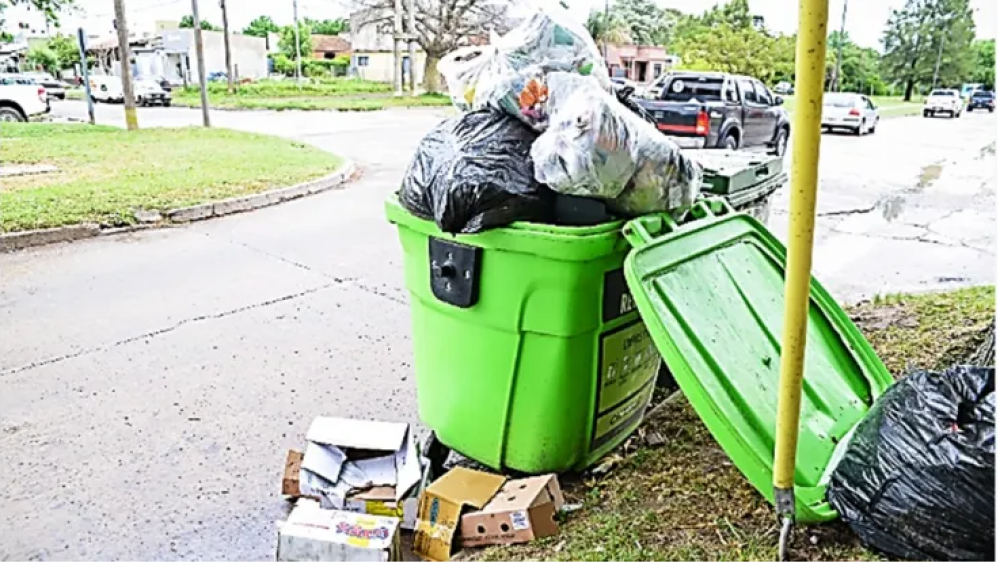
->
xmin=399 ymin=109 xmax=553 ymax=234
xmin=437 ymin=4 xmax=610 ymax=131
xmin=530 ymin=73 xmax=702 ymax=218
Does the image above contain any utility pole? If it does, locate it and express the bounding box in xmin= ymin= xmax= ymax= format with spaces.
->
xmin=932 ymin=25 xmax=946 ymax=89
xmin=292 ymin=0 xmax=302 ymax=85
xmin=112 ymin=0 xmax=138 ymax=130
xmin=392 ymin=0 xmax=403 ymax=96
xmin=220 ymin=0 xmax=234 ymax=93
xmin=76 ymin=27 xmax=95 ymax=125
xmin=191 ymin=0 xmax=211 ymax=127
xmin=603 ymin=0 xmax=609 ymax=60
xmin=833 ymin=0 xmax=847 ymax=92
xmin=406 ymin=0 xmax=416 ymax=95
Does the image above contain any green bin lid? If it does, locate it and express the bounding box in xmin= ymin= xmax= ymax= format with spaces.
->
xmin=621 ymin=200 xmax=894 ymax=523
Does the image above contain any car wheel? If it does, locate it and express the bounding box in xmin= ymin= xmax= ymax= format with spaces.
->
xmin=770 ymin=128 xmax=789 ymax=157
xmin=722 ymin=133 xmax=739 ymax=150
xmin=869 ymin=118 xmax=878 ymax=134
xmin=163 ymin=102 xmax=171 ymax=107
xmin=854 ymin=121 xmax=864 ymax=136
xmin=0 ymin=107 xmax=26 ymax=122
xmin=923 ymin=110 xmax=931 ymax=118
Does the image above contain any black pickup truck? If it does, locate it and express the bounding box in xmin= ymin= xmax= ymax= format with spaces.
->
xmin=638 ymin=71 xmax=791 ymax=156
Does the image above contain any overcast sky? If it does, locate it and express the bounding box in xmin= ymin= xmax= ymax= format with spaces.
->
xmin=65 ymin=0 xmax=996 ymax=49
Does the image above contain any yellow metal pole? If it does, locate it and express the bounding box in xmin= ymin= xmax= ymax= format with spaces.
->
xmin=773 ymin=0 xmax=829 ymax=555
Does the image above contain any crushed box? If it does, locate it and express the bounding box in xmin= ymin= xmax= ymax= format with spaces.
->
xmin=413 ymin=468 xmax=506 ymax=561
xmin=276 ymin=499 xmax=401 ymax=562
xmin=282 ymin=449 xmax=306 ymax=497
xmin=343 ymin=485 xmax=419 ymax=530
xmin=459 ymin=474 xmax=565 ymax=547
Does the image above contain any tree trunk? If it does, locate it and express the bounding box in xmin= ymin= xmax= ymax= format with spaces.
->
xmin=904 ymin=78 xmax=915 ymax=102
xmin=422 ymin=53 xmax=442 ymax=93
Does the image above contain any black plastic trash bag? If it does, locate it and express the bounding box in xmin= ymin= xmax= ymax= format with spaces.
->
xmin=399 ymin=109 xmax=553 ymax=233
xmin=827 ymin=365 xmax=995 ymax=561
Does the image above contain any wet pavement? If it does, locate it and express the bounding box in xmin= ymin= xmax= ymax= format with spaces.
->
xmin=1 ymin=101 xmax=995 ymax=560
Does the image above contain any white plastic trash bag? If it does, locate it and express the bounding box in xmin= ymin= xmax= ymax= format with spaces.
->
xmin=531 ymin=73 xmax=702 ymax=218
xmin=437 ymin=3 xmax=610 ymax=131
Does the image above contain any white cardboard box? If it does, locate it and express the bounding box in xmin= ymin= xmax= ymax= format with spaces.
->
xmin=277 ymin=499 xmax=401 ymax=562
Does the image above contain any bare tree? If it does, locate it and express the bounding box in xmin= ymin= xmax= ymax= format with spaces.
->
xmin=353 ymin=0 xmax=509 ymax=92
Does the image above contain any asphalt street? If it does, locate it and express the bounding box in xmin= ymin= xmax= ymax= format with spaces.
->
xmin=0 ymin=100 xmax=995 ymax=560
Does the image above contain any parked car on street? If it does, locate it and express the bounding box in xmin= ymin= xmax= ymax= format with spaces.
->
xmin=821 ymin=92 xmax=879 ymax=135
xmin=923 ymin=89 xmax=964 ymax=118
xmin=134 ymin=79 xmax=172 ymax=106
xmin=89 ymin=75 xmax=124 ymax=103
xmin=967 ymin=90 xmax=995 ymax=112
xmin=774 ymin=81 xmax=794 ymax=95
xmin=23 ymin=71 xmax=67 ymax=100
xmin=637 ymin=71 xmax=791 ymax=155
xmin=0 ymin=80 xmax=49 ymax=121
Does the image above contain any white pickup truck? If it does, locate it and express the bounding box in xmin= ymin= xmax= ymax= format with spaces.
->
xmin=0 ymin=81 xmax=49 ymax=122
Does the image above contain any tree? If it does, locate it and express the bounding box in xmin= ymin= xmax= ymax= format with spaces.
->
xmin=584 ymin=10 xmax=632 ymax=46
xmin=972 ymin=39 xmax=995 ymax=88
xmin=351 ymin=0 xmax=508 ymax=92
xmin=882 ymin=0 xmax=976 ymax=100
xmin=674 ymin=23 xmax=784 ymax=84
xmin=25 ymin=44 xmax=57 ymax=73
xmin=609 ymin=0 xmax=674 ymax=45
xmin=47 ymin=33 xmax=78 ymax=69
xmin=179 ymin=14 xmax=220 ymax=31
xmin=3 ymin=0 xmax=72 ymax=26
xmin=278 ymin=23 xmax=312 ymax=59
xmin=243 ymin=15 xmax=280 ymax=37
xmin=304 ymin=17 xmax=349 ymax=35
xmin=700 ymin=0 xmax=753 ymax=29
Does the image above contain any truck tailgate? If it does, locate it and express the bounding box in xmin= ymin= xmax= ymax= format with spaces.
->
xmin=638 ymin=100 xmax=703 ymax=135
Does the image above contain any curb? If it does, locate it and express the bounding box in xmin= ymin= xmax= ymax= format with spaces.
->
xmin=1 ymin=160 xmax=356 ymax=253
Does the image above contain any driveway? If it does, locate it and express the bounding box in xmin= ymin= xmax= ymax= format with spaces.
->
xmin=0 ymin=101 xmax=995 ymax=560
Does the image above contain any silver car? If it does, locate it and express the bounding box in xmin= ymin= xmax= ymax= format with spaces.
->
xmin=821 ymin=92 xmax=879 ymax=135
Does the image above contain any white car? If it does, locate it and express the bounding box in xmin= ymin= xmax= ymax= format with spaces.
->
xmin=821 ymin=92 xmax=879 ymax=135
xmin=89 ymin=75 xmax=124 ymax=103
xmin=0 ymin=79 xmax=49 ymax=121
xmin=134 ymin=79 xmax=172 ymax=106
xmin=923 ymin=89 xmax=963 ymax=118
xmin=774 ymin=81 xmax=794 ymax=95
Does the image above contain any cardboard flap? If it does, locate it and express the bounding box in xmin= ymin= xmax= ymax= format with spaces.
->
xmin=426 ymin=467 xmax=506 ymax=508
xmin=481 ymin=475 xmax=563 ymax=513
xmin=301 ymin=443 xmax=347 ymax=484
xmin=306 ymin=417 xmax=408 ymax=452
xmin=394 ymin=428 xmax=422 ymax=501
xmin=350 ymin=486 xmax=397 ymax=502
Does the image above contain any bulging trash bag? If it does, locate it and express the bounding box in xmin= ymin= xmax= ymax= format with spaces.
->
xmin=530 ymin=73 xmax=701 ymax=218
xmin=438 ymin=3 xmax=610 ymax=131
xmin=827 ymin=365 xmax=995 ymax=561
xmin=399 ymin=109 xmax=552 ymax=234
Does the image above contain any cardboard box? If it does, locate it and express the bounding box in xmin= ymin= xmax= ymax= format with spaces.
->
xmin=283 ymin=449 xmax=305 ymax=497
xmin=342 ymin=486 xmax=419 ymax=530
xmin=277 ymin=499 xmax=401 ymax=562
xmin=459 ymin=474 xmax=565 ymax=547
xmin=298 ymin=417 xmax=422 ymax=510
xmin=413 ymin=468 xmax=506 ymax=562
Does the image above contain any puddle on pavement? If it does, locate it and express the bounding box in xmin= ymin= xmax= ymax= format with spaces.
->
xmin=917 ymin=163 xmax=944 ymax=188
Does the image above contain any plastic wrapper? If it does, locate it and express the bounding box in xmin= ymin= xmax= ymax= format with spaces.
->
xmin=530 ymin=73 xmax=701 ymax=218
xmin=399 ymin=109 xmax=552 ymax=234
xmin=826 ymin=365 xmax=995 ymax=561
xmin=438 ymin=5 xmax=610 ymax=131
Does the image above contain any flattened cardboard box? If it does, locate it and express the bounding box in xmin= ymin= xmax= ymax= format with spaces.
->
xmin=459 ymin=474 xmax=565 ymax=547
xmin=343 ymin=485 xmax=419 ymax=530
xmin=277 ymin=499 xmax=401 ymax=562
xmin=413 ymin=468 xmax=506 ymax=562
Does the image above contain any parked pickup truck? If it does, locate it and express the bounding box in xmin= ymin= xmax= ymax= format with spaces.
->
xmin=638 ymin=71 xmax=791 ymax=156
xmin=0 ymin=79 xmax=49 ymax=122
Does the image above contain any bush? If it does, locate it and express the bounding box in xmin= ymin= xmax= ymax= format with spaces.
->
xmin=181 ymin=77 xmax=391 ymax=98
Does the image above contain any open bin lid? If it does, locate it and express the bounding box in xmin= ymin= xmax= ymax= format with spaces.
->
xmin=621 ymin=199 xmax=894 ymax=523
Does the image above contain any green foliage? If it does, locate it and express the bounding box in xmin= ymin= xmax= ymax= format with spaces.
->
xmin=331 ymin=53 xmax=351 ymax=77
xmin=192 ymin=78 xmax=390 ymax=97
xmin=584 ymin=10 xmax=632 ymax=45
xmin=25 ymin=44 xmax=58 ymax=74
xmin=612 ymin=0 xmax=674 ymax=45
xmin=179 ymin=14 xmax=220 ymax=31
xmin=4 ymin=0 xmax=71 ymax=26
xmin=972 ymin=39 xmax=995 ymax=88
xmin=271 ymin=53 xmax=295 ymax=76
xmin=699 ymin=0 xmax=754 ymax=29
xmin=46 ymin=33 xmax=78 ymax=70
xmin=303 ymin=17 xmax=349 ymax=36
xmin=828 ymin=32 xmax=886 ymax=94
xmin=242 ymin=15 xmax=280 ymax=37
xmin=279 ymin=23 xmax=312 ymax=59
xmin=674 ymin=23 xmax=786 ymax=84
xmin=881 ymin=0 xmax=977 ymax=99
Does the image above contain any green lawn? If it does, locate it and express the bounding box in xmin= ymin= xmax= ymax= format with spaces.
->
xmin=781 ymin=94 xmax=924 ymax=118
xmin=172 ymin=91 xmax=452 ymax=111
xmin=1 ymin=123 xmax=343 ymax=232
xmin=474 ymin=286 xmax=995 ymax=562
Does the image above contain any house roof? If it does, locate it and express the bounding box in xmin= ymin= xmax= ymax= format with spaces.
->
xmin=312 ymin=34 xmax=351 ymax=53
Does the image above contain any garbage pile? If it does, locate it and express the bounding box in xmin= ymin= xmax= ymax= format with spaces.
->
xmin=399 ymin=2 xmax=701 ymax=234
xmin=827 ymin=365 xmax=995 ymax=561
xmin=277 ymin=416 xmax=567 ymax=562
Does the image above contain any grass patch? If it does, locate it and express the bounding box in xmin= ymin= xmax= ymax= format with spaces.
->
xmin=172 ymin=91 xmax=451 ymax=112
xmin=0 ymin=122 xmax=343 ymax=232
xmin=474 ymin=286 xmax=995 ymax=562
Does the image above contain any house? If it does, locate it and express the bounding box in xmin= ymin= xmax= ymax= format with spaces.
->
xmin=348 ymin=9 xmax=425 ymax=85
xmin=311 ymin=34 xmax=351 ymax=60
xmin=604 ymin=45 xmax=679 ymax=85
